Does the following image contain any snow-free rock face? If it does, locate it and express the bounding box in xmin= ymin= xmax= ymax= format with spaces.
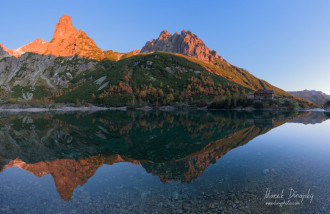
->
xmin=0 ymin=14 xmax=308 ymax=105
xmin=51 ymin=14 xmax=77 ymax=41
xmin=0 ymin=49 xmax=97 ymax=99
xmin=0 ymin=15 xmax=102 ymax=101
xmin=141 ymin=30 xmax=223 ymax=63
xmin=0 ymin=45 xmax=11 ymax=59
xmin=1 ymin=38 xmax=49 ymax=57
xmin=45 ymin=15 xmax=104 ymax=59
xmin=1 ymin=15 xmax=104 ymax=60
xmin=18 ymin=38 xmax=49 ymax=55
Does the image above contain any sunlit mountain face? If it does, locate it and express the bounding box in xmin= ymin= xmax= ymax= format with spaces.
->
xmin=1 ymin=14 xmax=317 ymax=109
xmin=0 ymin=110 xmax=310 ymax=201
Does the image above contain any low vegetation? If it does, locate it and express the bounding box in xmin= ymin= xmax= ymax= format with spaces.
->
xmin=54 ymin=52 xmax=252 ymax=107
xmin=11 ymin=85 xmax=52 ymax=100
xmin=324 ymin=100 xmax=330 ymax=109
xmin=2 ymin=51 xmax=318 ymax=109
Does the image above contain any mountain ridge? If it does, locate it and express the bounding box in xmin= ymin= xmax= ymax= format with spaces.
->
xmin=141 ymin=30 xmax=226 ymax=64
xmin=0 ymin=14 xmax=317 ymax=108
xmin=288 ymin=90 xmax=330 ymax=104
xmin=0 ymin=15 xmax=110 ymax=60
xmin=0 ymin=38 xmax=49 ymax=57
xmin=45 ymin=15 xmax=105 ymax=59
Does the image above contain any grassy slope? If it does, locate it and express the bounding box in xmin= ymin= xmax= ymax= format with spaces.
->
xmin=55 ymin=52 xmax=252 ymax=106
xmin=149 ymin=52 xmax=317 ymax=107
xmin=177 ymin=54 xmax=293 ymax=97
xmin=4 ymin=50 xmax=316 ymax=108
xmin=100 ymin=50 xmax=316 ymax=105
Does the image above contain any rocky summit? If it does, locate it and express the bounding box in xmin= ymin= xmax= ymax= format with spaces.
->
xmin=141 ymin=30 xmax=224 ymax=63
xmin=0 ymin=15 xmax=104 ymax=60
xmin=0 ymin=38 xmax=49 ymax=57
xmin=0 ymin=14 xmax=315 ymax=108
xmin=45 ymin=15 xmax=104 ymax=59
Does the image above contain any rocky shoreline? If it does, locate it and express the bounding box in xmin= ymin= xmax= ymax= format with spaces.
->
xmin=0 ymin=105 xmax=255 ymax=112
xmin=0 ymin=103 xmax=326 ymax=113
xmin=0 ymin=104 xmax=120 ymax=112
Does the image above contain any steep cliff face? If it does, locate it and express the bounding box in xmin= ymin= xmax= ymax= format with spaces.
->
xmin=1 ymin=15 xmax=104 ymax=60
xmin=45 ymin=15 xmax=104 ymax=59
xmin=141 ymin=30 xmax=224 ymax=63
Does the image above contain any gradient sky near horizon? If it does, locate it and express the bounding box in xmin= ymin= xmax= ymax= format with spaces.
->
xmin=1 ymin=0 xmax=330 ymax=94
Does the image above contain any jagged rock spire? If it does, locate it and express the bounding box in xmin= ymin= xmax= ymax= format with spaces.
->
xmin=141 ymin=30 xmax=223 ymax=63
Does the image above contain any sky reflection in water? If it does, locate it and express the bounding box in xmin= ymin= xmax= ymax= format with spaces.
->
xmin=0 ymin=110 xmax=329 ymax=214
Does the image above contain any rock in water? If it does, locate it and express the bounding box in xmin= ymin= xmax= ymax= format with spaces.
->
xmin=263 ymin=169 xmax=270 ymax=175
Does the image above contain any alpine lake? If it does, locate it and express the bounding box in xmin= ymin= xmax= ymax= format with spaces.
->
xmin=0 ymin=110 xmax=329 ymax=214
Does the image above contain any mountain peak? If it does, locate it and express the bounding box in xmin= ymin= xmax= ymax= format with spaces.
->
xmin=51 ymin=14 xmax=77 ymax=43
xmin=45 ymin=15 xmax=104 ymax=59
xmin=2 ymin=14 xmax=105 ymax=59
xmin=141 ymin=30 xmax=223 ymax=63
xmin=158 ymin=30 xmax=172 ymax=40
xmin=58 ymin=14 xmax=73 ymax=25
xmin=34 ymin=38 xmax=44 ymax=42
xmin=0 ymin=38 xmax=49 ymax=57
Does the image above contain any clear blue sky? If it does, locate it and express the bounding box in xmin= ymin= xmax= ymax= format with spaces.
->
xmin=1 ymin=0 xmax=330 ymax=94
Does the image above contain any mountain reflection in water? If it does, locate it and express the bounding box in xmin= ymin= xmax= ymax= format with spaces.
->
xmin=0 ymin=110 xmax=328 ymax=201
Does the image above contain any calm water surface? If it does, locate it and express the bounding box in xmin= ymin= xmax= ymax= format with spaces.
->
xmin=0 ymin=110 xmax=329 ymax=214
